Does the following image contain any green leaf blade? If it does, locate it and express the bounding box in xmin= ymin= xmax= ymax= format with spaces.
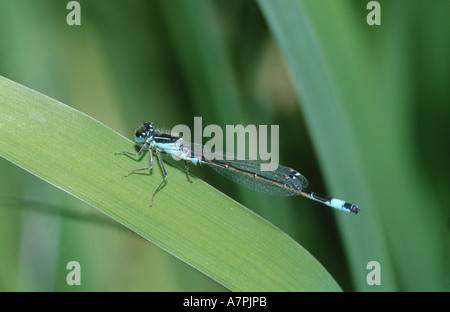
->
xmin=0 ymin=76 xmax=340 ymax=291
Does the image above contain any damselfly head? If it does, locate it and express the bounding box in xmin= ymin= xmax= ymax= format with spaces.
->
xmin=135 ymin=122 xmax=154 ymax=143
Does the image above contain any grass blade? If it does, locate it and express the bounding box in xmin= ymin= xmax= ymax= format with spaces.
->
xmin=257 ymin=0 xmax=446 ymax=291
xmin=0 ymin=76 xmax=341 ymax=291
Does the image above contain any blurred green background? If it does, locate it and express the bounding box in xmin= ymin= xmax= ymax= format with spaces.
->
xmin=0 ymin=0 xmax=448 ymax=291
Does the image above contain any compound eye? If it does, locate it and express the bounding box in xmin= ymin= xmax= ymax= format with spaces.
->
xmin=134 ymin=122 xmax=153 ymax=143
xmin=135 ymin=130 xmax=147 ymax=143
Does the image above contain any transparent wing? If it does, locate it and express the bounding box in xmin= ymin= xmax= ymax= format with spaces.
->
xmin=190 ymin=143 xmax=308 ymax=197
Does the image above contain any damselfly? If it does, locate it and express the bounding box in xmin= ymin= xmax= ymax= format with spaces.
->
xmin=116 ymin=122 xmax=359 ymax=214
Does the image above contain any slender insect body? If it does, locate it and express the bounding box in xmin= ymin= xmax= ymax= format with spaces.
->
xmin=116 ymin=122 xmax=360 ymax=214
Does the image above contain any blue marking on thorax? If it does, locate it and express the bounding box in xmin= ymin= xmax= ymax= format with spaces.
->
xmin=155 ymin=140 xmax=205 ymax=164
xmin=155 ymin=142 xmax=175 ymax=155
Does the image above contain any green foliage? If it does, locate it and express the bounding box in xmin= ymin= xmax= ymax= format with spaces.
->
xmin=0 ymin=0 xmax=448 ymax=291
xmin=0 ymin=76 xmax=340 ymax=291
